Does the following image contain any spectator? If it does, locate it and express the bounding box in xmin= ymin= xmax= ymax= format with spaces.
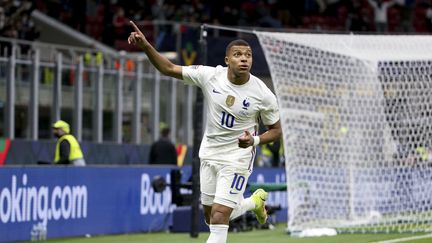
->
xmin=0 ymin=7 xmax=5 ymax=30
xmin=149 ymin=126 xmax=178 ymax=165
xmin=113 ymin=6 xmax=128 ymax=39
xmin=426 ymin=3 xmax=432 ymax=32
xmin=347 ymin=0 xmax=373 ymax=32
xmin=399 ymin=0 xmax=415 ymax=32
xmin=367 ymin=0 xmax=399 ymax=32
xmin=260 ymin=139 xmax=284 ymax=167
xmin=52 ymin=120 xmax=86 ymax=166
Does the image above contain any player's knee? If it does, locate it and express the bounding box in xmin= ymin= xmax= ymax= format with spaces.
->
xmin=210 ymin=209 xmax=230 ymax=225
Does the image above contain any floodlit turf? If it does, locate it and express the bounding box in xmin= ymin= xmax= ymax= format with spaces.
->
xmin=23 ymin=224 xmax=432 ymax=243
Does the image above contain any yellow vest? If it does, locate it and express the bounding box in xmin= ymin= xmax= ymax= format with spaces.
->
xmin=54 ymin=135 xmax=84 ymax=163
xmin=416 ymin=146 xmax=428 ymax=161
xmin=84 ymin=52 xmax=93 ymax=66
xmin=95 ymin=52 xmax=103 ymax=66
xmin=261 ymin=143 xmax=273 ymax=157
xmin=261 ymin=141 xmax=284 ymax=157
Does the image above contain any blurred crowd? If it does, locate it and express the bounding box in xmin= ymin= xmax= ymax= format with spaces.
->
xmin=0 ymin=0 xmax=39 ymax=42
xmin=3 ymin=0 xmax=432 ymax=49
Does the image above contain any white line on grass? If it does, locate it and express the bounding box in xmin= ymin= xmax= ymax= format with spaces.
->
xmin=372 ymin=233 xmax=432 ymax=243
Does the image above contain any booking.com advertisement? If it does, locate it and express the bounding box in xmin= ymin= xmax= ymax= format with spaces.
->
xmin=0 ymin=166 xmax=286 ymax=242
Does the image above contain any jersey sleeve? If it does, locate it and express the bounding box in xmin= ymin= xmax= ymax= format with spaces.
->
xmin=260 ymin=91 xmax=280 ymax=126
xmin=182 ymin=65 xmax=215 ymax=87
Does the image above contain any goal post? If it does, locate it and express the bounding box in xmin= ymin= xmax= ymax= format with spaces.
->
xmin=255 ymin=32 xmax=432 ymax=233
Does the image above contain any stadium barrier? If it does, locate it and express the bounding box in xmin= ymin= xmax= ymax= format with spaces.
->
xmin=0 ymin=166 xmax=286 ymax=242
xmin=0 ymin=33 xmax=270 ymax=145
xmin=0 ymin=139 xmax=193 ymax=166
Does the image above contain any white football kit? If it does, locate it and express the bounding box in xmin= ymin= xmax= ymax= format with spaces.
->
xmin=182 ymin=65 xmax=280 ymax=207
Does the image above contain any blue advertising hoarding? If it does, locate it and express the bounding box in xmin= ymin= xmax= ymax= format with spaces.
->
xmin=0 ymin=166 xmax=286 ymax=242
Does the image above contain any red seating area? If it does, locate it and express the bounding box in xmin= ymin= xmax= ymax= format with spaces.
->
xmin=84 ymin=4 xmax=105 ymax=41
xmin=413 ymin=6 xmax=428 ymax=32
xmin=30 ymin=0 xmax=432 ymax=51
xmin=299 ymin=0 xmax=432 ymax=33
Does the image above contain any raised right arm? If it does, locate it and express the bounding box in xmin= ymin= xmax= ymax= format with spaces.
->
xmin=128 ymin=21 xmax=183 ymax=80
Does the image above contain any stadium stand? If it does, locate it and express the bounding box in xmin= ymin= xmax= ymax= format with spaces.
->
xmin=0 ymin=0 xmax=38 ymax=42
xmin=25 ymin=0 xmax=432 ymax=52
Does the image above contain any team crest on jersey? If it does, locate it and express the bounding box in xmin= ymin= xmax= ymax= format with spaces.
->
xmin=226 ymin=95 xmax=235 ymax=107
xmin=242 ymin=98 xmax=250 ymax=110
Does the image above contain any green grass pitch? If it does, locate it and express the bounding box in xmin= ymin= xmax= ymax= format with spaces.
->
xmin=22 ymin=224 xmax=432 ymax=243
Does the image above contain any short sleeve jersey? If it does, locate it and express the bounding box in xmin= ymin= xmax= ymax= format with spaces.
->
xmin=182 ymin=65 xmax=279 ymax=170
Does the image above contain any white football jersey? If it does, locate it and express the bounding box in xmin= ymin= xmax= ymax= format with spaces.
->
xmin=182 ymin=65 xmax=279 ymax=170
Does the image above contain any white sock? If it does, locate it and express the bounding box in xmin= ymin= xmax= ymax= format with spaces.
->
xmin=229 ymin=197 xmax=255 ymax=220
xmin=206 ymin=224 xmax=229 ymax=243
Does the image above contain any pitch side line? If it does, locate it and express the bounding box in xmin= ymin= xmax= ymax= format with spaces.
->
xmin=372 ymin=233 xmax=432 ymax=243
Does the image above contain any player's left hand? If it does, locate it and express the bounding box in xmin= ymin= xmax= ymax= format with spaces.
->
xmin=238 ymin=130 xmax=253 ymax=148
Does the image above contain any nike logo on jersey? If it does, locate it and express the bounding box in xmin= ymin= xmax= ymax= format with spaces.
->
xmin=229 ymin=190 xmax=239 ymax=195
xmin=212 ymin=88 xmax=221 ymax=94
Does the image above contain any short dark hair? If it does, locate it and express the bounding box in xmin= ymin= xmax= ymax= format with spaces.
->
xmin=225 ymin=39 xmax=251 ymax=55
xmin=161 ymin=127 xmax=171 ymax=137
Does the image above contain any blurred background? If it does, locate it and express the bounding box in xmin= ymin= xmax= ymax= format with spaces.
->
xmin=0 ymin=0 xmax=431 ymax=166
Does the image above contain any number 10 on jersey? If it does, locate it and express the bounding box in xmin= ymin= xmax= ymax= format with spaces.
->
xmin=221 ymin=111 xmax=235 ymax=128
xmin=231 ymin=173 xmax=246 ymax=191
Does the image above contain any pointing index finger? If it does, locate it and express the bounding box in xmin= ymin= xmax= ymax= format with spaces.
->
xmin=130 ymin=21 xmax=141 ymax=33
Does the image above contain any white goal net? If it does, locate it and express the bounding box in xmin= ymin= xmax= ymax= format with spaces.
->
xmin=256 ymin=32 xmax=432 ymax=233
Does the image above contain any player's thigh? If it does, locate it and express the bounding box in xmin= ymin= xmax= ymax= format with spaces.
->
xmin=200 ymin=160 xmax=217 ymax=206
xmin=214 ymin=166 xmax=251 ymax=208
